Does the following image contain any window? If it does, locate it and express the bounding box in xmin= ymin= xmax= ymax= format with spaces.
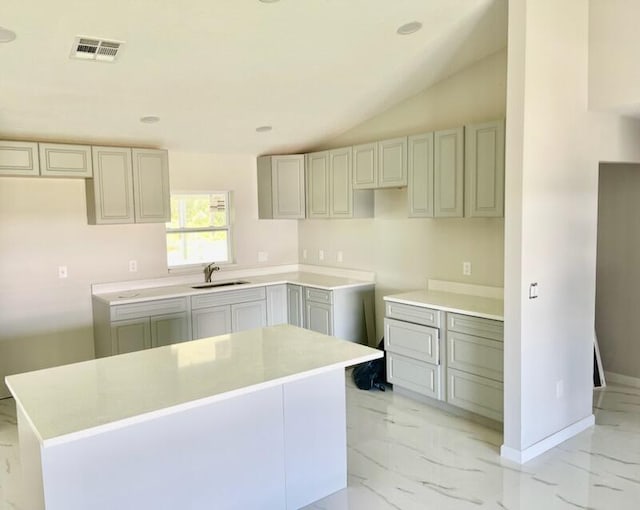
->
xmin=166 ymin=192 xmax=232 ymax=268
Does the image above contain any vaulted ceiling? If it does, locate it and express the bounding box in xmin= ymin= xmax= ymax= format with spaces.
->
xmin=1 ymin=0 xmax=507 ymax=155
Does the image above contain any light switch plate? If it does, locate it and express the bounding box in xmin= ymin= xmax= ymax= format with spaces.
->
xmin=58 ymin=266 xmax=68 ymax=279
xmin=258 ymin=251 xmax=268 ymax=263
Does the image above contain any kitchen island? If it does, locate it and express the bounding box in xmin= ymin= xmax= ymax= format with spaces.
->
xmin=5 ymin=325 xmax=382 ymax=510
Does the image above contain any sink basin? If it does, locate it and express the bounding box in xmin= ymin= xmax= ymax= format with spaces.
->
xmin=191 ymin=280 xmax=250 ymax=289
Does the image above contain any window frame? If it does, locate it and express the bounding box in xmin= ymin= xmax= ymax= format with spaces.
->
xmin=165 ymin=191 xmax=234 ymax=271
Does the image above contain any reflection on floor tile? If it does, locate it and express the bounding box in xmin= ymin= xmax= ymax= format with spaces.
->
xmin=2 ymin=381 xmax=640 ymax=509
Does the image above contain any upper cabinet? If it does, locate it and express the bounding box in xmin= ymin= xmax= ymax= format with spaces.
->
xmin=408 ymin=133 xmax=434 ymax=218
xmin=257 ymin=155 xmax=306 ymax=219
xmin=0 ymin=141 xmax=39 ymax=177
xmin=434 ymin=128 xmax=464 ymax=218
xmin=306 ymin=148 xmax=373 ymax=219
xmin=353 ymin=137 xmax=407 ymax=189
xmin=464 ymin=120 xmax=505 ymax=218
xmin=86 ymin=147 xmax=169 ymax=225
xmin=39 ymin=143 xmax=93 ymax=178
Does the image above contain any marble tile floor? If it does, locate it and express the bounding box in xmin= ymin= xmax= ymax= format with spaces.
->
xmin=1 ymin=382 xmax=639 ymax=510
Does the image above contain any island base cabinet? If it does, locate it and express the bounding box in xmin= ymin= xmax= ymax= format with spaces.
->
xmin=19 ymin=368 xmax=349 ymax=510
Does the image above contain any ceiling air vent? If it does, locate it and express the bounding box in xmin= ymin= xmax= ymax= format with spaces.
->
xmin=70 ymin=36 xmax=124 ymax=62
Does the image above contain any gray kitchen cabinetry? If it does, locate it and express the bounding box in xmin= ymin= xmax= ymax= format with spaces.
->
xmin=446 ymin=313 xmax=504 ymax=421
xmin=408 ymin=133 xmax=435 ymax=217
xmin=0 ymin=140 xmax=39 ymax=176
xmin=306 ymin=148 xmax=373 ymax=219
xmin=38 ymin=143 xmax=93 ymax=178
xmin=266 ymin=284 xmax=288 ymax=326
xmin=353 ymin=137 xmax=407 ymax=189
xmin=86 ymin=146 xmax=169 ymax=225
xmin=190 ymin=287 xmax=267 ymax=339
xmin=434 ymin=127 xmax=464 ymax=218
xmin=464 ymin=120 xmax=505 ymax=218
xmin=257 ymin=155 xmax=306 ymax=219
xmin=93 ymin=297 xmax=192 ymax=357
xmin=287 ymin=284 xmax=304 ymax=327
xmin=303 ymin=285 xmax=374 ymax=344
xmin=384 ymin=302 xmax=444 ymax=399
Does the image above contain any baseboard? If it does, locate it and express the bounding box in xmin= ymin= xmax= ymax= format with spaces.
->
xmin=500 ymin=414 xmax=595 ymax=464
xmin=605 ymin=372 xmax=640 ymax=389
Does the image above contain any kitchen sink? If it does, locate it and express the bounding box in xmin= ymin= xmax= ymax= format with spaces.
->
xmin=191 ymin=280 xmax=250 ymax=289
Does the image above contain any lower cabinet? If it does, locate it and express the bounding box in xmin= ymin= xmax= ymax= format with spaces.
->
xmin=232 ymin=300 xmax=267 ymax=332
xmin=305 ymin=301 xmax=333 ymax=336
xmin=192 ymin=306 xmax=232 ymax=339
xmin=287 ymin=284 xmax=304 ymax=327
xmin=111 ymin=319 xmax=152 ymax=355
xmin=383 ymin=298 xmax=504 ymax=422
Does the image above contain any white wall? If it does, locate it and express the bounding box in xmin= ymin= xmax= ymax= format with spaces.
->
xmin=595 ymin=163 xmax=640 ymax=380
xmin=0 ymin=152 xmax=298 ymax=398
xmin=299 ymin=50 xmax=507 ymax=341
xmin=589 ymin=0 xmax=640 ymax=114
xmin=503 ymin=0 xmax=640 ymax=459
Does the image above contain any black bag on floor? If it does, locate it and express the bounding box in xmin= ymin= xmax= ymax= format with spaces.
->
xmin=352 ymin=339 xmax=386 ymax=391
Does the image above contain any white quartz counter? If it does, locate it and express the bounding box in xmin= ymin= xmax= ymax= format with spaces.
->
xmin=94 ymin=271 xmax=374 ymax=306
xmin=5 ymin=325 xmax=381 ymax=445
xmin=384 ymin=289 xmax=504 ymax=321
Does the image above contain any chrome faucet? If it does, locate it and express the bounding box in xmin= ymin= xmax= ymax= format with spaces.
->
xmin=204 ymin=262 xmax=220 ymax=282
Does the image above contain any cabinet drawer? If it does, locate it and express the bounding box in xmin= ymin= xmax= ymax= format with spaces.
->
xmin=191 ymin=287 xmax=266 ymax=309
xmin=304 ymin=287 xmax=332 ymax=305
xmin=384 ymin=318 xmax=439 ymax=364
xmin=448 ymin=332 xmax=503 ymax=382
xmin=385 ymin=301 xmax=441 ymax=328
xmin=387 ymin=352 xmax=441 ymax=399
xmin=111 ymin=297 xmax=189 ymax=321
xmin=447 ymin=313 xmax=503 ymax=341
xmin=447 ymin=368 xmax=503 ymax=422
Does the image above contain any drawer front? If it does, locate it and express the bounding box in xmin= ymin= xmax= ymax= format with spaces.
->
xmin=448 ymin=332 xmax=503 ymax=381
xmin=385 ymin=301 xmax=441 ymax=328
xmin=447 ymin=368 xmax=503 ymax=421
xmin=191 ymin=287 xmax=266 ymax=310
xmin=384 ymin=318 xmax=439 ymax=364
xmin=387 ymin=352 xmax=441 ymax=400
xmin=111 ymin=297 xmax=189 ymax=321
xmin=447 ymin=313 xmax=503 ymax=341
xmin=304 ymin=287 xmax=333 ymax=304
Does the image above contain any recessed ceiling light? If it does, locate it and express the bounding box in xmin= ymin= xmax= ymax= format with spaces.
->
xmin=259 ymin=0 xmax=280 ymax=3
xmin=256 ymin=126 xmax=273 ymax=133
xmin=140 ymin=116 xmax=160 ymax=124
xmin=0 ymin=26 xmax=16 ymax=43
xmin=396 ymin=21 xmax=422 ymax=35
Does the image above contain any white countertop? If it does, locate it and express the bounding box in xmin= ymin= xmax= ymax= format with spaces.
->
xmin=94 ymin=271 xmax=374 ymax=306
xmin=5 ymin=325 xmax=381 ymax=446
xmin=384 ymin=289 xmax=504 ymax=321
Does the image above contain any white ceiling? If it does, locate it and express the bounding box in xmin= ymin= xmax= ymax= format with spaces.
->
xmin=0 ymin=0 xmax=506 ymax=155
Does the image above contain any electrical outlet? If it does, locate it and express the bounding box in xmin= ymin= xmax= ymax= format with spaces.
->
xmin=129 ymin=260 xmax=138 ymax=272
xmin=463 ymin=262 xmax=471 ymax=276
xmin=58 ymin=266 xmax=68 ymax=279
xmin=302 ymin=249 xmax=308 ymax=260
xmin=319 ymin=249 xmax=324 ymax=261
xmin=556 ymin=380 xmax=564 ymax=399
xmin=258 ymin=251 xmax=268 ymax=263
xmin=337 ymin=251 xmax=343 ymax=263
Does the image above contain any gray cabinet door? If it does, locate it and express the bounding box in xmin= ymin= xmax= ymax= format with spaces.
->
xmin=352 ymin=143 xmax=377 ymax=189
xmin=408 ymin=133 xmax=434 ymax=217
xmin=87 ymin=146 xmax=135 ymax=224
xmin=39 ymin=143 xmax=93 ymax=178
xmin=132 ymin=148 xmax=170 ymax=223
xmin=150 ymin=311 xmax=192 ymax=348
xmin=305 ymin=301 xmax=333 ymax=336
xmin=192 ymin=306 xmax=232 ymax=339
xmin=465 ymin=120 xmax=504 ymax=218
xmin=272 ymin=155 xmax=306 ymax=219
xmin=111 ymin=318 xmax=151 ymax=354
xmin=306 ymin=151 xmax=330 ymax=218
xmin=266 ymin=284 xmax=288 ymax=326
xmin=287 ymin=285 xmax=304 ymax=327
xmin=434 ymin=128 xmax=464 ymax=218
xmin=0 ymin=141 xmax=39 ymax=176
xmin=329 ymin=147 xmax=353 ymax=217
xmin=378 ymin=137 xmax=407 ymax=187
xmin=232 ymin=301 xmax=267 ymax=332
